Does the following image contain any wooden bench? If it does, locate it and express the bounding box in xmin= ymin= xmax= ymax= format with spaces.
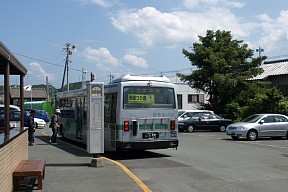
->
xmin=13 ymin=160 xmax=46 ymax=190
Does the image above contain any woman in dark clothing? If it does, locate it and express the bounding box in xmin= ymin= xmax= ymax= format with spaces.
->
xmin=28 ymin=110 xmax=36 ymax=146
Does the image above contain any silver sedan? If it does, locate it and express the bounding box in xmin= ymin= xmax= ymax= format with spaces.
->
xmin=226 ymin=114 xmax=288 ymax=141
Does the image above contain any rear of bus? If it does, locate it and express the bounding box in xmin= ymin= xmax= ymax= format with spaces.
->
xmin=116 ymin=79 xmax=178 ymax=151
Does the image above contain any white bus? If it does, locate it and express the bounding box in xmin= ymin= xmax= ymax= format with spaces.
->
xmin=104 ymin=74 xmax=178 ymax=151
xmin=57 ymin=74 xmax=178 ymax=151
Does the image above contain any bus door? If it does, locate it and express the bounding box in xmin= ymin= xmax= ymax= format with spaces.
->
xmin=104 ymin=93 xmax=117 ymax=151
xmin=75 ymin=97 xmax=84 ymax=140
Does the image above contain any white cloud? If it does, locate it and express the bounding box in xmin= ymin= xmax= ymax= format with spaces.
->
xmin=123 ymin=54 xmax=149 ymax=69
xmin=257 ymin=10 xmax=288 ymax=54
xmin=183 ymin=0 xmax=245 ymax=9
xmin=124 ymin=48 xmax=147 ymax=56
xmin=111 ymin=6 xmax=254 ymax=47
xmin=82 ymin=47 xmax=119 ymax=69
xmin=29 ymin=62 xmax=55 ymax=81
xmin=183 ymin=0 xmax=199 ymax=9
xmin=76 ymin=0 xmax=113 ymax=8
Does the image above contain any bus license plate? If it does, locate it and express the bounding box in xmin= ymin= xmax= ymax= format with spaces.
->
xmin=142 ymin=132 xmax=159 ymax=139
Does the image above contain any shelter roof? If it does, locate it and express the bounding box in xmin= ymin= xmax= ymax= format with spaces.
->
xmin=0 ymin=41 xmax=27 ymax=75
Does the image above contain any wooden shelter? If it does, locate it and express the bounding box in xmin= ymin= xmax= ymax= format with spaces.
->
xmin=0 ymin=41 xmax=27 ymax=140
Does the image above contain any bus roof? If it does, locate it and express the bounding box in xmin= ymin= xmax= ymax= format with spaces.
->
xmin=111 ymin=74 xmax=171 ymax=83
xmin=57 ymin=88 xmax=86 ymax=99
xmin=24 ymin=101 xmax=49 ymax=104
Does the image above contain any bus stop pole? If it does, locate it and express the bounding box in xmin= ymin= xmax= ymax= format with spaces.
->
xmin=90 ymin=154 xmax=104 ymax=168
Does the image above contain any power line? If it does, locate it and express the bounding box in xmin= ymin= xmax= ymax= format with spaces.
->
xmin=135 ymin=68 xmax=191 ymax=76
xmin=43 ymin=50 xmax=65 ymax=62
xmin=13 ymin=52 xmax=82 ymax=72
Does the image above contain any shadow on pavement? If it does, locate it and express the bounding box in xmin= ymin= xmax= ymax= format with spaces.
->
xmin=104 ymin=150 xmax=171 ymax=160
xmin=35 ymin=135 xmax=91 ymax=157
xmin=45 ymin=163 xmax=91 ymax=167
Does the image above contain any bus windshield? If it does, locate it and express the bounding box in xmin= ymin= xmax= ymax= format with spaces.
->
xmin=123 ymin=86 xmax=176 ymax=109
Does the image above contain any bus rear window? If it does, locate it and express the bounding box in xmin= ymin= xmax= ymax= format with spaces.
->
xmin=123 ymin=86 xmax=176 ymax=109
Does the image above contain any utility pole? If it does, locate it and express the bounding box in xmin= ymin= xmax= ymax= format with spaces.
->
xmin=61 ymin=43 xmax=75 ymax=92
xmin=108 ymin=73 xmax=114 ymax=82
xmin=90 ymin=73 xmax=96 ymax=82
xmin=46 ymin=76 xmax=49 ymax=101
xmin=256 ymin=46 xmax=264 ymax=57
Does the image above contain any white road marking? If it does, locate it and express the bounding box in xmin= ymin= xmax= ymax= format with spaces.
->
xmin=180 ymin=132 xmax=288 ymax=150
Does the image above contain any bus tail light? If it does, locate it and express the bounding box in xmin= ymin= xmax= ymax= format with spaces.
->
xmin=124 ymin=121 xmax=129 ymax=131
xmin=170 ymin=120 xmax=175 ymax=130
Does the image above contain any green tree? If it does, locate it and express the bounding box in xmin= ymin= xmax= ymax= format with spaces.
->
xmin=225 ymin=87 xmax=288 ymax=121
xmin=178 ymin=30 xmax=266 ymax=114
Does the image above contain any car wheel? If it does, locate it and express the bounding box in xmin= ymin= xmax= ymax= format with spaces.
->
xmin=187 ymin=125 xmax=194 ymax=133
xmin=219 ymin=125 xmax=226 ymax=132
xmin=35 ymin=122 xmax=38 ymax=129
xmin=247 ymin=130 xmax=258 ymax=141
xmin=231 ymin=136 xmax=239 ymax=140
xmin=286 ymin=131 xmax=288 ymax=140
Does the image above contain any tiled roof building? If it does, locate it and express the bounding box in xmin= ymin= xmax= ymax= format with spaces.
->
xmin=253 ymin=59 xmax=288 ymax=80
xmin=253 ymin=59 xmax=288 ymax=96
xmin=9 ymin=87 xmax=47 ymax=105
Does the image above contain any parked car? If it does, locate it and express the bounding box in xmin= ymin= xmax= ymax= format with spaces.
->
xmin=0 ymin=109 xmax=21 ymax=128
xmin=0 ymin=104 xmax=20 ymax=111
xmin=25 ymin=109 xmax=50 ymax=122
xmin=226 ymin=114 xmax=288 ymax=141
xmin=0 ymin=105 xmax=22 ymax=128
xmin=178 ymin=110 xmax=214 ymax=121
xmin=178 ymin=113 xmax=232 ymax=132
xmin=24 ymin=110 xmax=46 ymax=128
xmin=0 ymin=107 xmax=46 ymax=129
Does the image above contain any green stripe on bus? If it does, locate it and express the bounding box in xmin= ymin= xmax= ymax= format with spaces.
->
xmin=104 ymin=123 xmax=177 ymax=130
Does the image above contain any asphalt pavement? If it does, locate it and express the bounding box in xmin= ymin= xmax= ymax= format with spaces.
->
xmin=21 ymin=125 xmax=142 ymax=192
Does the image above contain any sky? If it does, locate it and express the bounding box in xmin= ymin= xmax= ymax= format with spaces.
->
xmin=1 ymin=0 xmax=288 ymax=88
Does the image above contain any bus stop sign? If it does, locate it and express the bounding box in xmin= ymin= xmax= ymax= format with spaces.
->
xmin=87 ymin=82 xmax=104 ymax=154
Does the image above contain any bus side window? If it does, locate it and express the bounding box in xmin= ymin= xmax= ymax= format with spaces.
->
xmin=105 ymin=93 xmax=117 ymax=123
xmin=111 ymin=93 xmax=117 ymax=123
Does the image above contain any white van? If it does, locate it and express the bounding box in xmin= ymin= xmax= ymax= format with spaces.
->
xmin=0 ymin=104 xmax=46 ymax=128
xmin=0 ymin=104 xmax=20 ymax=111
xmin=0 ymin=104 xmax=22 ymax=128
xmin=178 ymin=110 xmax=214 ymax=121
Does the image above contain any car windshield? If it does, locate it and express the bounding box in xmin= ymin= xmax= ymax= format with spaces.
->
xmin=178 ymin=111 xmax=185 ymax=117
xmin=37 ymin=110 xmax=46 ymax=116
xmin=190 ymin=113 xmax=204 ymax=119
xmin=191 ymin=113 xmax=223 ymax=120
xmin=242 ymin=114 xmax=263 ymax=123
